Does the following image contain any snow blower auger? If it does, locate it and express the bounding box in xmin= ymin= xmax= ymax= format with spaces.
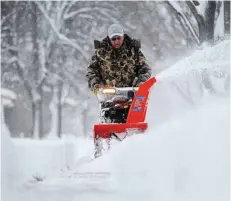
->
xmin=93 ymin=77 xmax=156 ymax=158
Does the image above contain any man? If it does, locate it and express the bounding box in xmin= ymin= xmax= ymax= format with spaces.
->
xmin=86 ymin=23 xmax=151 ymax=94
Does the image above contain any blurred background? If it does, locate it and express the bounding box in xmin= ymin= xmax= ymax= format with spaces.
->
xmin=1 ymin=1 xmax=230 ymax=139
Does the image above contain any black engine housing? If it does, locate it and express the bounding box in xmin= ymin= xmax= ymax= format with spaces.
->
xmin=104 ymin=106 xmax=130 ymax=123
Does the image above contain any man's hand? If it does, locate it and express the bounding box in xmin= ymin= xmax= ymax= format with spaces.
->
xmin=106 ymin=79 xmax=116 ymax=87
xmin=93 ymin=84 xmax=101 ymax=95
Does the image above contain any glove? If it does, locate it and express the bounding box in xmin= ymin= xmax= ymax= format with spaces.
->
xmin=106 ymin=79 xmax=116 ymax=87
xmin=93 ymin=84 xmax=100 ymax=95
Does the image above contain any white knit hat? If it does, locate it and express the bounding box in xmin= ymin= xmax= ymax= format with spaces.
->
xmin=107 ymin=24 xmax=124 ymax=38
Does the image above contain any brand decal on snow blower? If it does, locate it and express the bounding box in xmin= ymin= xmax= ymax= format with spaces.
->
xmin=133 ymin=106 xmax=142 ymax=111
xmin=136 ymin=95 xmax=145 ymax=100
xmin=133 ymin=96 xmax=146 ymax=112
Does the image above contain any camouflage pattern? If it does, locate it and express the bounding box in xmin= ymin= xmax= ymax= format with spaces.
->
xmin=86 ymin=34 xmax=151 ymax=90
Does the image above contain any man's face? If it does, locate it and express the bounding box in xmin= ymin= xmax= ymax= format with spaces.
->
xmin=110 ymin=35 xmax=124 ymax=49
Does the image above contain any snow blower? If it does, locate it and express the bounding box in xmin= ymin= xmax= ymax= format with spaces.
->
xmin=93 ymin=77 xmax=156 ymax=157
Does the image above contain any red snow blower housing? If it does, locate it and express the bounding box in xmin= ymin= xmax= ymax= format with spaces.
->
xmin=93 ymin=77 xmax=156 ymax=157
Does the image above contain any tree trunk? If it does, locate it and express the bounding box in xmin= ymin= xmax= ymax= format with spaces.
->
xmin=205 ymin=1 xmax=217 ymax=43
xmin=31 ymin=102 xmax=35 ymax=137
xmin=33 ymin=101 xmax=42 ymax=139
xmin=31 ymin=2 xmax=43 ymax=139
xmin=224 ymin=1 xmax=230 ymax=35
xmin=57 ymin=80 xmax=62 ymax=138
xmin=81 ymin=101 xmax=89 ymax=138
xmin=185 ymin=1 xmax=206 ymax=44
xmin=31 ymin=2 xmax=40 ymax=81
xmin=49 ymin=79 xmax=63 ymax=138
xmin=38 ymin=86 xmax=43 ymax=138
xmin=31 ymin=87 xmax=43 ymax=139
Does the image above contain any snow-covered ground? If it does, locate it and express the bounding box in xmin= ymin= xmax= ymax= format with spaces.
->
xmin=11 ymin=136 xmax=94 ymax=181
xmin=1 ymin=40 xmax=230 ymax=201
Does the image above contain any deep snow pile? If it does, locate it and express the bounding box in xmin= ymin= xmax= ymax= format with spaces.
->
xmin=147 ymin=40 xmax=230 ymax=126
xmin=108 ymin=96 xmax=229 ymax=201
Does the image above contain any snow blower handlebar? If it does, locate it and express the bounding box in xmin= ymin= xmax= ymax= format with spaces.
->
xmin=97 ymin=87 xmax=139 ymax=102
xmin=100 ymin=87 xmax=139 ymax=94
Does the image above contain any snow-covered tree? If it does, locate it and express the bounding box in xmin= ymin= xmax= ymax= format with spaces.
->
xmin=224 ymin=1 xmax=230 ymax=36
xmin=1 ymin=1 xmax=123 ymax=138
xmin=167 ymin=1 xmax=227 ymax=45
xmin=1 ymin=1 xmax=46 ymax=139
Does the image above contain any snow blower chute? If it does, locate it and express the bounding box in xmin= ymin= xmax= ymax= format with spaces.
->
xmin=93 ymin=77 xmax=156 ymax=157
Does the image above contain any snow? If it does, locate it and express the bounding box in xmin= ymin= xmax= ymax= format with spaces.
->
xmin=11 ymin=136 xmax=94 ymax=182
xmin=1 ymin=40 xmax=230 ymax=201
xmin=147 ymin=40 xmax=230 ymax=125
xmin=196 ymin=1 xmax=208 ymax=18
xmin=1 ymin=88 xmax=17 ymax=107
xmin=1 ymin=121 xmax=20 ymax=201
xmin=214 ymin=1 xmax=224 ymax=39
xmin=110 ymin=97 xmax=229 ymax=201
xmin=63 ymin=97 xmax=78 ymax=107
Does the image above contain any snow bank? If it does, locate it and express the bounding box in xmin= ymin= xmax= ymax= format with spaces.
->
xmin=11 ymin=135 xmax=93 ymax=182
xmin=147 ymin=40 xmax=230 ymax=126
xmin=1 ymin=121 xmax=19 ymax=201
xmin=109 ymin=96 xmax=229 ymax=201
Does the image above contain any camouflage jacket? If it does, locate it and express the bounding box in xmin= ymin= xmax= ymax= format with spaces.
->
xmin=86 ymin=34 xmax=151 ymax=90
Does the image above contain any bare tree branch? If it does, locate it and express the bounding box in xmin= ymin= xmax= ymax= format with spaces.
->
xmin=35 ymin=1 xmax=89 ymax=61
xmin=7 ymin=57 xmax=33 ymax=99
xmin=64 ymin=7 xmax=116 ymax=21
xmin=64 ymin=1 xmax=78 ymax=14
xmin=1 ymin=9 xmax=17 ymax=26
xmin=185 ymin=1 xmax=206 ymax=43
xmin=167 ymin=1 xmax=201 ymax=45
